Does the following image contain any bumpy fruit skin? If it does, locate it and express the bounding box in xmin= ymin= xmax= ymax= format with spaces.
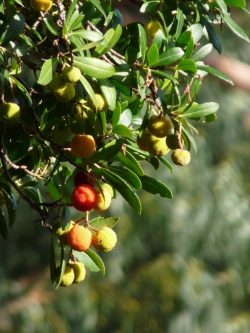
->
xmin=148 ymin=135 xmax=170 ymax=156
xmin=171 ymin=149 xmax=191 ymax=166
xmin=71 ymin=184 xmax=97 ymax=211
xmin=0 ymin=102 xmax=20 ymax=124
xmin=70 ymin=134 xmax=96 ymax=159
xmin=31 ymin=0 xmax=53 ymax=11
xmin=88 ymin=93 xmax=107 ymax=112
xmin=60 ymin=266 xmax=75 ymax=287
xmin=95 ymin=190 xmax=112 ymax=212
xmin=148 ymin=115 xmax=172 ymax=138
xmin=62 ymin=66 xmax=81 ymax=83
xmin=53 ymin=82 xmax=75 ymax=102
xmin=72 ymin=262 xmax=86 ymax=283
xmin=66 ymin=225 xmax=92 ymax=251
xmin=145 ymin=20 xmax=161 ymax=37
xmin=92 ymin=227 xmax=117 ymax=252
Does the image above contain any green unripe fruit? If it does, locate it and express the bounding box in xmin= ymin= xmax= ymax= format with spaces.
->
xmin=62 ymin=66 xmax=81 ymax=83
xmin=50 ymin=122 xmax=72 ymax=145
xmin=88 ymin=93 xmax=107 ymax=112
xmin=92 ymin=227 xmax=117 ymax=252
xmin=70 ymin=100 xmax=89 ymax=134
xmin=166 ymin=134 xmax=182 ymax=150
xmin=60 ymin=266 xmax=75 ymax=287
xmin=0 ymin=102 xmax=20 ymax=124
xmin=72 ymin=262 xmax=86 ymax=283
xmin=53 ymin=82 xmax=75 ymax=102
xmin=47 ymin=75 xmax=65 ymax=91
xmin=171 ymin=149 xmax=191 ymax=166
xmin=148 ymin=135 xmax=170 ymax=156
xmin=145 ymin=20 xmax=161 ymax=37
xmin=148 ymin=115 xmax=172 ymax=138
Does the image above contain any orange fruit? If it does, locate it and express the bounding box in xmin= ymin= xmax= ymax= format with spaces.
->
xmin=66 ymin=225 xmax=92 ymax=251
xmin=70 ymin=134 xmax=96 ymax=159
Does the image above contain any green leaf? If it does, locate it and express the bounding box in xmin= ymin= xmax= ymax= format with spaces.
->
xmin=224 ymin=0 xmax=246 ymax=7
xmin=175 ymin=8 xmax=185 ymax=40
xmin=0 ymin=210 xmax=8 ymax=239
xmin=86 ymin=249 xmax=105 ymax=275
xmin=198 ymin=65 xmax=234 ymax=85
xmin=90 ymin=139 xmax=123 ymax=163
xmin=43 ymin=16 xmax=58 ymax=36
xmin=88 ymin=0 xmax=106 ymax=18
xmin=147 ymin=43 xmax=159 ymax=66
xmin=115 ymin=150 xmax=144 ymax=176
xmin=74 ymin=56 xmax=116 ymax=79
xmin=1 ymin=13 xmax=25 ymax=44
xmin=68 ymin=29 xmax=103 ymax=42
xmin=201 ymin=17 xmax=222 ymax=53
xmin=138 ymin=24 xmax=147 ymax=62
xmin=222 ymin=14 xmax=249 ymax=42
xmin=140 ymin=1 xmax=160 ymax=13
xmin=95 ymin=25 xmax=122 ymax=56
xmin=152 ymin=47 xmax=184 ymax=67
xmin=178 ymin=59 xmax=197 ymax=73
xmin=189 ymin=23 xmax=203 ymax=43
xmin=180 ymin=102 xmax=219 ymax=119
xmin=94 ymin=167 xmax=142 ymax=214
xmin=158 ymin=156 xmax=173 ymax=172
xmin=73 ymin=250 xmax=102 ymax=273
xmin=79 ymin=75 xmax=97 ymax=108
xmin=37 ymin=58 xmax=58 ymax=86
xmin=192 ymin=43 xmax=213 ymax=60
xmin=109 ymin=166 xmax=142 ymax=189
xmin=90 ymin=216 xmax=120 ymax=229
xmin=0 ymin=187 xmax=16 ymax=226
xmin=100 ymin=79 xmax=117 ymax=111
xmin=140 ymin=175 xmax=173 ymax=198
xmin=112 ymin=124 xmax=133 ymax=139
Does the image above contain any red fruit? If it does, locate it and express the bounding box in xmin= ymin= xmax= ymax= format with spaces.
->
xmin=71 ymin=184 xmax=97 ymax=211
xmin=66 ymin=225 xmax=92 ymax=251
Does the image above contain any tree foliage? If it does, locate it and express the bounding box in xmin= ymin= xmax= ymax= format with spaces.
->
xmin=0 ymin=0 xmax=249 ymax=285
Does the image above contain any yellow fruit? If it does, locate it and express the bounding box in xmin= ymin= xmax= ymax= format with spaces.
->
xmin=62 ymin=66 xmax=81 ymax=83
xmin=47 ymin=74 xmax=65 ymax=91
xmin=101 ymin=183 xmax=114 ymax=198
xmin=72 ymin=262 xmax=86 ymax=283
xmin=31 ymin=0 xmax=53 ymax=11
xmin=148 ymin=115 xmax=172 ymax=138
xmin=145 ymin=20 xmax=161 ymax=37
xmin=171 ymin=149 xmax=191 ymax=166
xmin=0 ymin=102 xmax=20 ymax=124
xmin=70 ymin=134 xmax=96 ymax=159
xmin=88 ymin=93 xmax=107 ymax=112
xmin=53 ymin=82 xmax=75 ymax=102
xmin=92 ymin=227 xmax=117 ymax=252
xmin=60 ymin=266 xmax=75 ymax=287
xmin=148 ymin=135 xmax=170 ymax=156
xmin=95 ymin=190 xmax=112 ymax=212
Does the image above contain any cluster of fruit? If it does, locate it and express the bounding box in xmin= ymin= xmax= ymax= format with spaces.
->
xmin=56 ymin=222 xmax=117 ymax=287
xmin=137 ymin=114 xmax=191 ymax=166
xmin=54 ymin=170 xmax=117 ymax=287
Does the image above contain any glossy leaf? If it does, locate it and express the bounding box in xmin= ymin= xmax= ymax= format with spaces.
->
xmin=140 ymin=175 xmax=173 ymax=198
xmin=90 ymin=216 xmax=120 ymax=229
xmin=74 ymin=57 xmax=116 ymax=79
xmin=152 ymin=47 xmax=184 ymax=67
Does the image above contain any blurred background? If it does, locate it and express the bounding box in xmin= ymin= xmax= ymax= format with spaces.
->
xmin=1 ymin=2 xmax=250 ymax=333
